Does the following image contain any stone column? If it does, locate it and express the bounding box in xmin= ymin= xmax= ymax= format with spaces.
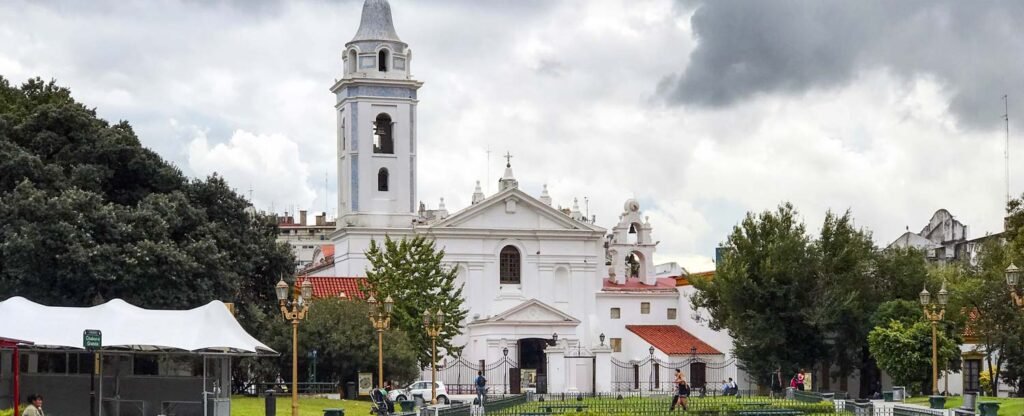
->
xmin=592 ymin=344 xmax=613 ymax=393
xmin=545 ymin=343 xmax=567 ymax=394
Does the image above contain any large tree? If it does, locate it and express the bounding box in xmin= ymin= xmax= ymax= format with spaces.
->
xmin=363 ymin=235 xmax=467 ymax=366
xmin=809 ymin=210 xmax=879 ymax=393
xmin=692 ymin=203 xmax=825 ymax=380
xmin=0 ymin=77 xmax=293 ymax=313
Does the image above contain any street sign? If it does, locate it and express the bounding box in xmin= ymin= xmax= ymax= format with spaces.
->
xmin=83 ymin=329 xmax=102 ymax=350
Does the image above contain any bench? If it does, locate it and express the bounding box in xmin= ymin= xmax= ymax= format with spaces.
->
xmin=736 ymin=411 xmax=802 ymax=416
xmin=541 ymin=404 xmax=589 ymax=413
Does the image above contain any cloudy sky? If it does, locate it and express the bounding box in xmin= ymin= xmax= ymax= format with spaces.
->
xmin=2 ymin=0 xmax=1022 ymax=272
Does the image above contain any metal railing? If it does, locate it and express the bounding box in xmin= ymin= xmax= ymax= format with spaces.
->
xmin=259 ymin=381 xmax=339 ymax=394
xmin=476 ymin=393 xmax=846 ymax=415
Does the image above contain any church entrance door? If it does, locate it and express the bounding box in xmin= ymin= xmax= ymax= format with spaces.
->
xmin=518 ymin=338 xmax=549 ymax=393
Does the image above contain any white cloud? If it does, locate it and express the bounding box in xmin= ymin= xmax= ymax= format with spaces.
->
xmin=187 ymin=128 xmax=317 ymax=216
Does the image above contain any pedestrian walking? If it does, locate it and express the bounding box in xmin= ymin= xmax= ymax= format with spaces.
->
xmin=669 ymin=369 xmax=690 ymax=412
xmin=474 ymin=370 xmax=487 ymax=406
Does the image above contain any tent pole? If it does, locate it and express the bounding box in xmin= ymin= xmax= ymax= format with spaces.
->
xmin=203 ymin=355 xmax=208 ymax=416
xmin=97 ymin=352 xmax=103 ymax=416
xmin=13 ymin=345 xmax=19 ymax=416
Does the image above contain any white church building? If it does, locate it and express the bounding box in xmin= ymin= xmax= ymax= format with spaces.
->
xmin=304 ymin=0 xmax=743 ymax=394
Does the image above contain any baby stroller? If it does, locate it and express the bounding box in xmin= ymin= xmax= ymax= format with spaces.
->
xmin=370 ymin=388 xmax=395 ymax=415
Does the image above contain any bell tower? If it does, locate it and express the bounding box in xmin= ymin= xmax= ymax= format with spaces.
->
xmin=333 ymin=0 xmax=423 ymax=228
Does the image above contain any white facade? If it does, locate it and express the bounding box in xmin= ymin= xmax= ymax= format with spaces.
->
xmin=324 ymin=0 xmax=736 ymax=393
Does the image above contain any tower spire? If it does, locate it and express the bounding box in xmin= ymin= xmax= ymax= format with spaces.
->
xmin=351 ymin=0 xmax=402 ymax=43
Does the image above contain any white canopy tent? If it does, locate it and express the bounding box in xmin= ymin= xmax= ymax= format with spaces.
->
xmin=0 ymin=296 xmax=275 ymax=355
xmin=0 ymin=296 xmax=276 ymax=416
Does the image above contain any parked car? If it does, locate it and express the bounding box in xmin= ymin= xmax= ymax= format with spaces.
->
xmin=389 ymin=380 xmax=450 ymax=404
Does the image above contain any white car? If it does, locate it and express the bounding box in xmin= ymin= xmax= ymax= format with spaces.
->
xmin=388 ymin=380 xmax=450 ymax=404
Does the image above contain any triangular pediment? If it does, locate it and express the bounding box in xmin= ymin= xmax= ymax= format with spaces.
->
xmin=425 ymin=188 xmax=604 ymax=232
xmin=489 ymin=299 xmax=581 ymax=324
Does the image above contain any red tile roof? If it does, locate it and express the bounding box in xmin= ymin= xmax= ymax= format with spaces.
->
xmin=297 ymin=276 xmax=367 ymax=299
xmin=602 ymin=277 xmax=678 ymax=292
xmin=676 ymin=270 xmax=714 ymax=287
xmin=626 ymin=325 xmax=722 ymax=355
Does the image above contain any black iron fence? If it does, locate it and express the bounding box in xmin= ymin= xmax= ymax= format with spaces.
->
xmin=431 ymin=355 xmax=520 ymax=395
xmin=479 ymin=393 xmax=844 ymax=415
xmin=258 ymin=381 xmax=339 ymax=394
xmin=612 ymin=356 xmax=739 ymax=394
xmin=840 ymin=400 xmax=946 ymax=416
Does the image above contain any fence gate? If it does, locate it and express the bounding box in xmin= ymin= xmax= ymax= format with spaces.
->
xmin=612 ymin=356 xmax=736 ymax=394
xmin=431 ymin=355 xmax=518 ymax=396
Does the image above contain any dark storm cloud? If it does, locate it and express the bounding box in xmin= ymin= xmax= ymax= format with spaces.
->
xmin=661 ymin=0 xmax=1024 ymax=129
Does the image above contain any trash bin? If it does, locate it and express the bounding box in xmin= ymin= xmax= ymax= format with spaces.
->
xmin=265 ymin=390 xmax=276 ymax=416
xmin=960 ymin=392 xmax=977 ymax=411
xmin=892 ymin=386 xmax=906 ymax=401
xmin=345 ymin=381 xmax=356 ymax=400
xmin=928 ymin=395 xmax=946 ymax=410
xmin=978 ymin=401 xmax=999 ymax=416
xmin=882 ymin=391 xmax=893 ymax=402
xmin=323 ymin=409 xmax=344 ymax=416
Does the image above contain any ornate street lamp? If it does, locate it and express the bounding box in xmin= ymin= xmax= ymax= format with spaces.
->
xmin=1007 ymin=264 xmax=1023 ymax=307
xmin=368 ymin=294 xmax=394 ymax=390
xmin=599 ymin=333 xmax=606 ymax=346
xmin=649 ymin=346 xmax=655 ymax=393
xmin=502 ymin=347 xmax=510 ymax=395
xmin=920 ymin=280 xmax=948 ymax=396
xmin=275 ymin=277 xmax=314 ymax=416
xmin=423 ymin=309 xmax=445 ymax=404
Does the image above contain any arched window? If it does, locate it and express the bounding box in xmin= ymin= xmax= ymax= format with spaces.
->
xmin=373 ymin=113 xmax=393 ymax=154
xmin=347 ymin=49 xmax=357 ymax=73
xmin=499 ymin=245 xmax=521 ymax=284
xmin=377 ymin=168 xmax=389 ymax=192
xmin=378 ymin=49 xmax=389 ymax=72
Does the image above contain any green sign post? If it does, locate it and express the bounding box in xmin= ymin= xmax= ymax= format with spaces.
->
xmin=83 ymin=330 xmax=102 ymax=350
xmin=83 ymin=329 xmax=101 ymax=416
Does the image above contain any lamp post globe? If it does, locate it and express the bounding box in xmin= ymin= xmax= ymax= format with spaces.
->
xmin=1007 ymin=263 xmax=1021 ymax=287
xmin=937 ymin=280 xmax=949 ymax=305
xmin=275 ymin=279 xmax=289 ymax=301
xmin=599 ymin=333 xmax=605 ymax=346
xmin=919 ymin=285 xmax=931 ymax=306
xmin=300 ymin=279 xmax=314 ymax=302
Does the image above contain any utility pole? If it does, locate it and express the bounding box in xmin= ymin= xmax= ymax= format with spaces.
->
xmin=1004 ymin=95 xmax=1011 ymax=206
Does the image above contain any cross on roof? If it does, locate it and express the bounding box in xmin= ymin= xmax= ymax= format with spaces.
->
xmin=504 ymin=151 xmax=513 ymax=167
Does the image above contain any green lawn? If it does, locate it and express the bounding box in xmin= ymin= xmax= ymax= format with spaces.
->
xmin=905 ymin=396 xmax=1024 ymax=415
xmin=232 ymin=395 xmax=373 ymax=416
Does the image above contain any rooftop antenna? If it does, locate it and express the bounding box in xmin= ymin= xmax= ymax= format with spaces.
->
xmin=486 ymin=145 xmax=491 ymax=194
xmin=1004 ymin=95 xmax=1011 ymax=206
xmin=584 ymin=197 xmax=590 ymax=219
xmin=248 ymin=184 xmax=254 ymax=202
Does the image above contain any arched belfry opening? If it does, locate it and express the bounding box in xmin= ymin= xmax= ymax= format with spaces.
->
xmin=347 ymin=49 xmax=357 ymax=74
xmin=378 ymin=49 xmax=389 ymax=72
xmin=373 ymin=113 xmax=393 ymax=154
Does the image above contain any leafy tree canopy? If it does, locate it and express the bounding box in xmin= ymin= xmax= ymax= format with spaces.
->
xmin=363 ymin=235 xmax=467 ymax=366
xmin=868 ymin=320 xmax=959 ymax=395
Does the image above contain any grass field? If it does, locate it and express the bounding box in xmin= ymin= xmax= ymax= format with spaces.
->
xmin=232 ymin=395 xmax=373 ymax=416
xmin=904 ymin=395 xmax=1024 ymax=415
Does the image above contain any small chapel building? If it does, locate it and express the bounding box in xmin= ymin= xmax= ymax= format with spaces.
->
xmin=305 ymin=0 xmax=741 ymax=394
